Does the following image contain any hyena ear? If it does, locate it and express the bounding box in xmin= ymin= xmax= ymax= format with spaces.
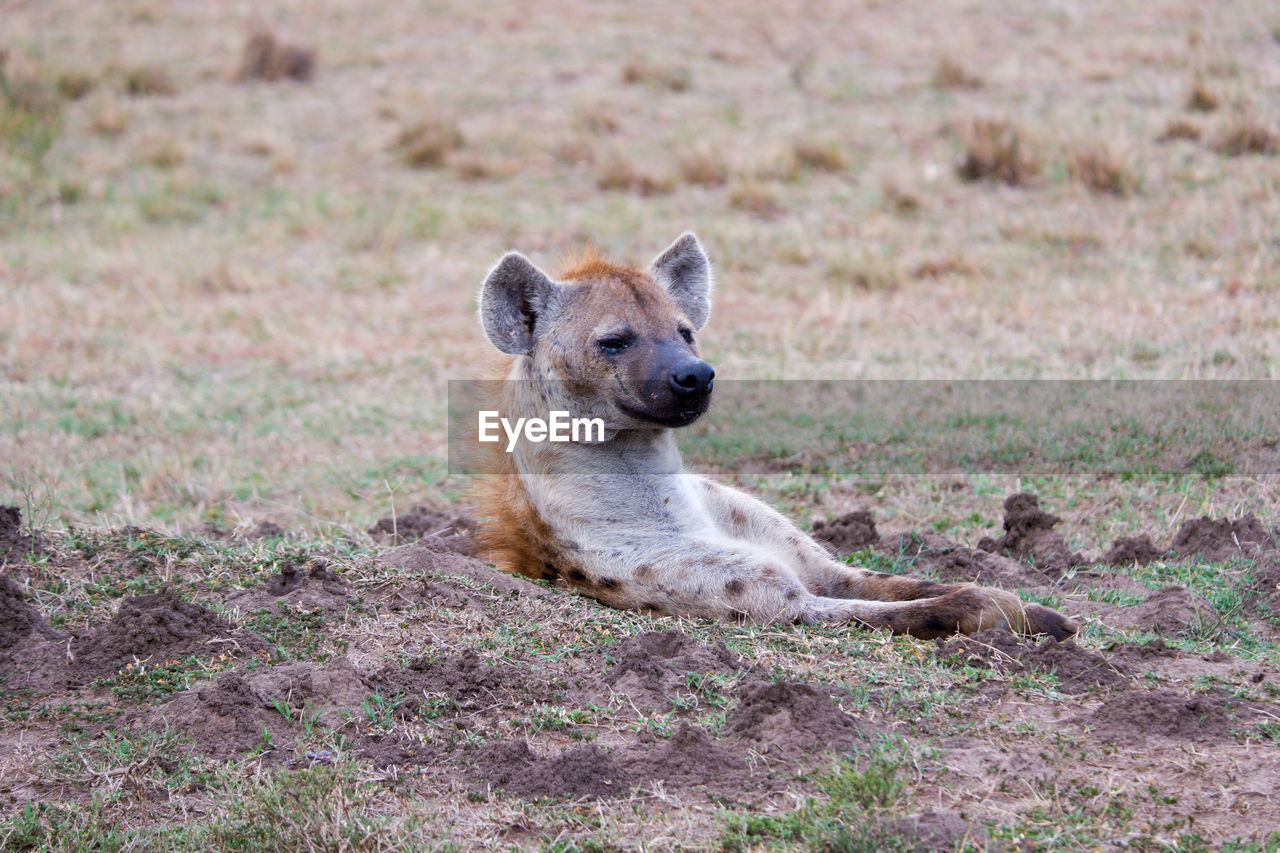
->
xmin=650 ymin=232 xmax=713 ymax=330
xmin=479 ymin=252 xmax=563 ymax=355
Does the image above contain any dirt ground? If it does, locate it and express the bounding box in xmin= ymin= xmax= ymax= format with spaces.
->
xmin=3 ymin=495 xmax=1278 ymax=850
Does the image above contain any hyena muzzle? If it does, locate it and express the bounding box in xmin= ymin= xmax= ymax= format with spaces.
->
xmin=469 ymin=232 xmax=1078 ymax=641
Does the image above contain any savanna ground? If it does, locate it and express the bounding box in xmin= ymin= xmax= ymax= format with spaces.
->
xmin=2 ymin=0 xmax=1280 ymax=850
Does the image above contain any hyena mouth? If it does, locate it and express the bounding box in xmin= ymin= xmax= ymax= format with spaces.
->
xmin=617 ymin=401 xmax=709 ymax=428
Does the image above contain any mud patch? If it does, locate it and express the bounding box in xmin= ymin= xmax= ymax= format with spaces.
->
xmin=475 ymin=740 xmax=633 ymax=799
xmin=811 ymin=510 xmax=880 ymax=555
xmin=368 ymin=507 xmax=476 ymax=554
xmin=976 ymin=492 xmax=1083 ymax=573
xmin=937 ymin=627 xmax=1127 ymax=694
xmin=1172 ymin=515 xmax=1275 ymax=562
xmin=1085 ymin=689 xmax=1249 ymax=743
xmin=727 ymin=680 xmax=864 ymax=756
xmin=70 ymin=588 xmax=264 ymax=683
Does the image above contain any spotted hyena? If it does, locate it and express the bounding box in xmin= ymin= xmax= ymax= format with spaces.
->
xmin=471 ymin=233 xmax=1077 ymax=640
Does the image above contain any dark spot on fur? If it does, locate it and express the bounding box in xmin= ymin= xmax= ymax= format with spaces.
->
xmin=875 ymin=572 xmax=892 ymax=580
xmin=541 ymin=562 xmax=559 ymax=581
xmin=600 ymin=577 xmax=621 ymax=590
xmin=634 ymin=564 xmax=655 ymax=581
xmin=566 ymin=568 xmax=588 ymax=583
xmin=724 ymin=578 xmax=745 ymax=596
xmin=923 ymin=615 xmax=950 ymax=636
xmin=729 ymin=508 xmax=747 ymax=528
xmin=785 ymin=588 xmax=800 ymax=601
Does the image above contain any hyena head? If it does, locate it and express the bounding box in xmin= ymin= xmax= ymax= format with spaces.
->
xmin=479 ymin=233 xmax=715 ymax=429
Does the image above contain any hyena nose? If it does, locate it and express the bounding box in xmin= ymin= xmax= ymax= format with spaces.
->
xmin=669 ymin=360 xmax=715 ymax=397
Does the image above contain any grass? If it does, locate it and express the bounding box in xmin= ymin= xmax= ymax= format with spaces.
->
xmin=954 ymin=117 xmax=1041 ymax=187
xmin=1068 ymin=140 xmax=1140 ymax=196
xmin=2 ymin=2 xmax=1280 ymax=846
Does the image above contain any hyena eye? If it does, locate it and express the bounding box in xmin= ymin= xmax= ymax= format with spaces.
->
xmin=597 ymin=337 xmax=631 ymax=354
xmin=679 ymin=328 xmax=694 ymax=345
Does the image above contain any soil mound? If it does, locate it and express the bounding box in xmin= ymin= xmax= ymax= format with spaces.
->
xmin=0 ymin=575 xmax=69 ymax=694
xmin=247 ymin=658 xmax=370 ymax=727
xmin=1171 ymin=515 xmax=1275 ymax=562
xmin=375 ymin=648 xmax=529 ymax=712
xmin=1109 ymin=585 xmax=1214 ymax=636
xmin=0 ymin=506 xmax=40 ymax=561
xmin=1086 ymin=689 xmax=1244 ymax=743
xmin=593 ymin=630 xmax=742 ymax=710
xmin=811 ymin=510 xmax=880 ymax=555
xmin=368 ymin=507 xmax=476 ymax=554
xmin=379 ymin=540 xmax=551 ymax=600
xmin=358 ymin=736 xmax=441 ymax=769
xmin=147 ymin=672 xmax=289 ymax=759
xmin=887 ymin=532 xmax=1053 ymax=590
xmin=727 ymin=680 xmax=863 ymax=755
xmin=1102 ymin=535 xmax=1167 ymax=566
xmin=0 ymin=575 xmax=60 ymax=649
xmin=976 ymin=493 xmax=1083 ymax=573
xmin=881 ymin=811 xmax=989 ymax=852
xmin=71 ymin=588 xmax=262 ymax=682
xmin=476 ymin=741 xmax=633 ymax=799
xmin=621 ymin=723 xmax=750 ymax=791
xmin=226 ymin=560 xmax=351 ymax=614
xmin=937 ymin=627 xmax=1127 ymax=694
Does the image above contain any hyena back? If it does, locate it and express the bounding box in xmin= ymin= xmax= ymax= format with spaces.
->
xmin=471 ymin=233 xmax=1077 ymax=640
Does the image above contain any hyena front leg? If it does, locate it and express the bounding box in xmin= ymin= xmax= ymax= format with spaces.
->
xmin=692 ymin=477 xmax=1078 ymax=639
xmin=571 ymin=537 xmax=1071 ymax=640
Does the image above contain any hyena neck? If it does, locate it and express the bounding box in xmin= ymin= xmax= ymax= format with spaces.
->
xmin=501 ymin=359 xmax=690 ymax=512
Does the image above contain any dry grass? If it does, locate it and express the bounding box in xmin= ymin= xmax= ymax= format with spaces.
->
xmin=678 ymin=145 xmax=729 ymax=186
xmin=932 ymin=56 xmax=982 ymax=90
xmin=141 ymin=135 xmax=186 ymax=169
xmin=1212 ymin=116 xmax=1279 ymax=156
xmin=595 ymin=153 xmax=674 ymax=195
xmin=1186 ymin=78 xmax=1220 ymax=112
xmin=728 ymin=180 xmax=784 ymax=217
xmin=88 ymin=97 xmax=129 ymax=136
xmin=239 ymin=28 xmax=316 ymax=83
xmin=573 ymin=104 xmax=619 ymax=135
xmin=121 ymin=65 xmax=176 ymax=97
xmin=825 ymin=251 xmax=904 ymax=292
xmin=792 ymin=138 xmax=846 ymax=172
xmin=621 ymin=60 xmax=691 ymax=92
xmin=394 ymin=117 xmax=465 ymax=168
xmin=1068 ymin=140 xmax=1140 ymax=196
xmin=3 ymin=0 xmax=1280 ymax=537
xmin=451 ymin=152 xmax=515 ymax=182
xmin=54 ymin=69 xmax=95 ymax=101
xmin=954 ymin=117 xmax=1041 ymax=186
xmin=1158 ymin=116 xmax=1202 ymax=142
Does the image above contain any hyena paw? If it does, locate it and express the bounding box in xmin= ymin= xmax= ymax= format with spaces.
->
xmin=1019 ymin=602 xmax=1079 ymax=641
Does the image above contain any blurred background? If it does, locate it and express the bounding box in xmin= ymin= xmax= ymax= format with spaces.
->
xmin=2 ymin=0 xmax=1278 ymax=535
